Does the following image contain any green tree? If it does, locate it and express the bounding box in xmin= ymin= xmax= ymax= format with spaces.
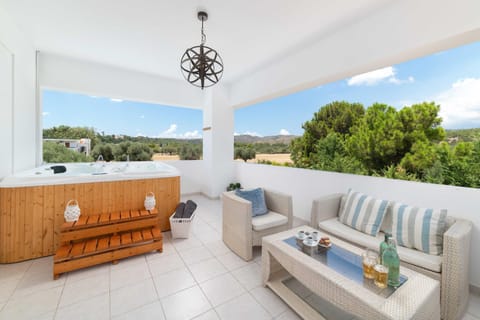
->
xmin=234 ymin=146 xmax=256 ymax=162
xmin=347 ymin=103 xmax=404 ymax=172
xmin=43 ymin=125 xmax=99 ymax=148
xmin=179 ymin=144 xmax=202 ymax=160
xmin=308 ymin=133 xmax=366 ymax=174
xmin=43 ymin=141 xmax=91 ymax=163
xmin=398 ymin=102 xmax=445 ymax=152
xmin=91 ymin=143 xmax=115 ymax=161
xmin=291 ymin=101 xmax=364 ymax=166
xmin=113 ymin=141 xmax=153 ymax=161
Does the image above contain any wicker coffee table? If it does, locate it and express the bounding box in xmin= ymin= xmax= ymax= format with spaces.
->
xmin=261 ymin=226 xmax=440 ymax=320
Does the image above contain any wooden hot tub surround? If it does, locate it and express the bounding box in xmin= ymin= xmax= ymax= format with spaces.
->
xmin=0 ymin=176 xmax=179 ymax=263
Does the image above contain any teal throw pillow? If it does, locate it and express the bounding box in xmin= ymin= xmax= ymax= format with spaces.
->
xmin=235 ymin=188 xmax=268 ymax=217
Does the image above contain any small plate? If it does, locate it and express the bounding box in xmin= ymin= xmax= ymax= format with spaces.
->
xmin=318 ymin=242 xmax=332 ymax=249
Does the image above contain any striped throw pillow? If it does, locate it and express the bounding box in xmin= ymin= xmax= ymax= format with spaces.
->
xmin=391 ymin=203 xmax=447 ymax=255
xmin=339 ymin=190 xmax=389 ymax=236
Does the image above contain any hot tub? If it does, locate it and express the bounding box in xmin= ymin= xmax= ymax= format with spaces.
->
xmin=0 ymin=161 xmax=180 ymax=187
xmin=0 ymin=161 xmax=180 ymax=263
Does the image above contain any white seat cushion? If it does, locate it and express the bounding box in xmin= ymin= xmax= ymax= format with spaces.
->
xmin=252 ymin=211 xmax=288 ymax=231
xmin=318 ymin=218 xmax=442 ymax=273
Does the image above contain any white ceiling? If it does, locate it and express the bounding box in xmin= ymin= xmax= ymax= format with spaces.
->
xmin=0 ymin=0 xmax=391 ymax=83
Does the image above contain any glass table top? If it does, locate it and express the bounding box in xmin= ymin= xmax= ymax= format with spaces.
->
xmin=283 ymin=236 xmax=408 ymax=298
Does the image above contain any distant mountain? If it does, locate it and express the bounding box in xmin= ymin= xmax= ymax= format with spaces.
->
xmin=234 ymin=134 xmax=297 ymax=144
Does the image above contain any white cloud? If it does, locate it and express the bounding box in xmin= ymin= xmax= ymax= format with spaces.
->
xmin=347 ymin=66 xmax=414 ymax=86
xmin=136 ymin=132 xmax=145 ymax=137
xmin=163 ymin=124 xmax=177 ymax=136
xmin=140 ymin=115 xmax=145 ymax=119
xmin=279 ymin=129 xmax=290 ymax=135
xmin=181 ymin=130 xmax=202 ymax=139
xmin=435 ymin=78 xmax=480 ymax=128
xmin=243 ymin=131 xmax=261 ymax=137
xmin=110 ymin=98 xmax=123 ymax=102
xmin=158 ymin=124 xmax=201 ymax=139
xmin=42 ymin=112 xmax=50 ymax=116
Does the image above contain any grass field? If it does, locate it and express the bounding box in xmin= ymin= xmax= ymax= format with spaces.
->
xmin=247 ymin=153 xmax=292 ymax=164
xmin=153 ymin=153 xmax=293 ymax=164
xmin=152 ymin=154 xmax=180 ymax=161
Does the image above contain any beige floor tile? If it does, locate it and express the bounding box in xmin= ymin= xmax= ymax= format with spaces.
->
xmin=192 ymin=309 xmax=220 ymax=320
xmin=112 ymin=300 xmax=165 ymax=320
xmin=59 ymin=273 xmax=109 ymax=307
xmin=204 ymin=240 xmax=230 ymax=257
xmin=179 ymin=245 xmax=214 ymax=265
xmin=275 ymin=309 xmax=302 ymax=320
xmin=110 ymin=255 xmax=147 ymax=271
xmin=10 ymin=269 xmax=65 ymax=298
xmin=231 ymin=263 xmax=262 ymax=290
xmin=36 ymin=311 xmax=55 ymax=320
xmin=28 ymin=257 xmax=54 ymax=275
xmin=147 ymin=252 xmax=185 ymax=277
xmin=216 ymin=252 xmax=249 ymax=271
xmin=0 ymin=260 xmax=31 ymax=282
xmin=171 ymin=235 xmax=203 ymax=252
xmin=110 ymin=262 xmax=151 ymax=290
xmin=188 ymin=258 xmax=228 ymax=283
xmin=250 ymin=286 xmax=288 ymax=317
xmin=56 ymin=292 xmax=110 ymax=320
xmin=110 ymin=279 xmax=158 ymax=317
xmin=200 ymin=273 xmax=245 ymax=307
xmin=0 ymin=279 xmax=17 ymax=304
xmin=161 ymin=286 xmax=211 ymax=320
xmin=463 ymin=313 xmax=479 ymax=320
xmin=0 ymin=286 xmax=62 ymax=320
xmin=64 ymin=263 xmax=110 ymax=285
xmin=468 ymin=293 xmax=480 ymax=318
xmin=153 ymin=267 xmax=196 ymax=298
xmin=215 ymin=293 xmax=271 ymax=320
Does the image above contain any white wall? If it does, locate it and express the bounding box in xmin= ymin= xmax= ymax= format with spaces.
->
xmin=168 ymin=160 xmax=206 ymax=195
xmin=229 ymin=0 xmax=480 ymax=108
xmin=39 ymin=53 xmax=204 ymax=110
xmin=235 ymin=162 xmax=480 ymax=287
xmin=0 ymin=8 xmax=36 ymax=178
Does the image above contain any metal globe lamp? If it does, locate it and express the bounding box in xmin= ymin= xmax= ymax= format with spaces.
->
xmin=180 ymin=11 xmax=223 ymax=89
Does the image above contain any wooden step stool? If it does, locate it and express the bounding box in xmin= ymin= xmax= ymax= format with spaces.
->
xmin=53 ymin=209 xmax=163 ymax=279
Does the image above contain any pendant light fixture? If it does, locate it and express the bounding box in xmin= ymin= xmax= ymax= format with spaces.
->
xmin=180 ymin=11 xmax=223 ymax=89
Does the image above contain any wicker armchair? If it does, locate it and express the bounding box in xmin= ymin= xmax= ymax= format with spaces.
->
xmin=310 ymin=193 xmax=473 ymax=320
xmin=222 ymin=189 xmax=293 ymax=261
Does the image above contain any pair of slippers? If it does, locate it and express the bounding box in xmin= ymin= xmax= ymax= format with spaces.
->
xmin=173 ymin=200 xmax=197 ymax=219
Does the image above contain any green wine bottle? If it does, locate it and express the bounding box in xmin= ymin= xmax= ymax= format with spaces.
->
xmin=382 ymin=238 xmax=400 ymax=287
xmin=379 ymin=233 xmax=391 ymax=264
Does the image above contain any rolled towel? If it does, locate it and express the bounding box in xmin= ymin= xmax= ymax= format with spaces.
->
xmin=50 ymin=165 xmax=67 ymax=174
xmin=173 ymin=202 xmax=185 ymax=219
xmin=182 ymin=200 xmax=197 ymax=219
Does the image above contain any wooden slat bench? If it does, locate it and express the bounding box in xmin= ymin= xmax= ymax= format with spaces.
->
xmin=53 ymin=209 xmax=163 ymax=279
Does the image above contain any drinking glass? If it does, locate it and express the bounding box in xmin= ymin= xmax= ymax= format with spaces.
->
xmin=362 ymin=249 xmax=379 ymax=279
xmin=374 ymin=264 xmax=389 ymax=288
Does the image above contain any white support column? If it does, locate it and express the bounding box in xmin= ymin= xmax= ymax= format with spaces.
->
xmin=202 ymin=85 xmax=235 ymax=198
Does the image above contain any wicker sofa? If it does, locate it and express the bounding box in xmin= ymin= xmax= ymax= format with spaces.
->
xmin=222 ymin=189 xmax=293 ymax=261
xmin=311 ymin=193 xmax=473 ymax=320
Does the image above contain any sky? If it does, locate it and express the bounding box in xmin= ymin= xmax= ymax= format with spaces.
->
xmin=43 ymin=41 xmax=480 ymax=138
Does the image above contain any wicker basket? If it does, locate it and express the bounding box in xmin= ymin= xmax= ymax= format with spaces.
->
xmin=169 ymin=211 xmax=196 ymax=239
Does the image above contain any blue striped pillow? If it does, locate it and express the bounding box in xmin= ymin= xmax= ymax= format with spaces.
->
xmin=391 ymin=203 xmax=447 ymax=255
xmin=339 ymin=190 xmax=389 ymax=236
